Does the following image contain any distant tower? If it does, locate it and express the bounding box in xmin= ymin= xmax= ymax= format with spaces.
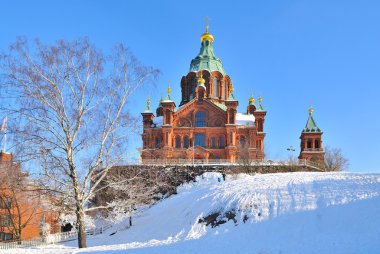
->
xmin=298 ymin=106 xmax=324 ymax=162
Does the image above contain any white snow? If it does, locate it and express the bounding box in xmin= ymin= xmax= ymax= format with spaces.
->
xmin=6 ymin=172 xmax=380 ymax=254
xmin=236 ymin=113 xmax=255 ymax=126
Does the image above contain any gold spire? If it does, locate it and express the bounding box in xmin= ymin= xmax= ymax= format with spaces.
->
xmin=308 ymin=104 xmax=314 ymax=115
xmin=167 ymin=82 xmax=171 ymax=94
xmin=249 ymin=91 xmax=254 ymax=103
xmin=147 ymin=97 xmax=151 ymax=106
xmin=258 ymin=96 xmax=263 ymax=103
xmin=200 ymin=17 xmax=214 ymax=43
xmin=229 ymin=85 xmax=234 ymax=93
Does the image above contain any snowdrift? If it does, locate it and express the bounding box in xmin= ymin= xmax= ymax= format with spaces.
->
xmin=11 ymin=172 xmax=380 ymax=254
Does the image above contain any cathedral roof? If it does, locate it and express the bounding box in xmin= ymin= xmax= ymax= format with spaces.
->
xmin=189 ymin=25 xmax=226 ymax=75
xmin=303 ymin=106 xmax=322 ymax=133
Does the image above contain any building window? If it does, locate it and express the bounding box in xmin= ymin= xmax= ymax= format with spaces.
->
xmin=1 ymin=215 xmax=11 ymax=227
xmin=315 ymin=139 xmax=320 ymax=149
xmin=219 ymin=137 xmax=225 ymax=148
xmin=213 ymin=77 xmax=218 ymax=98
xmin=184 ymin=136 xmax=189 ymax=148
xmin=0 ymin=198 xmax=11 ymax=209
xmin=191 ymin=78 xmax=195 ymax=99
xmin=0 ymin=232 xmax=13 ymax=241
xmin=240 ymin=136 xmax=246 ymax=147
xmin=195 ymin=111 xmax=206 ymax=127
xmin=195 ymin=134 xmax=206 ymax=148
xmin=175 ymin=136 xmax=181 ymax=148
xmin=165 ymin=110 xmax=171 ymax=125
xmin=307 ymin=139 xmax=312 ymax=149
xmin=155 ymin=138 xmax=161 ymax=148
xmin=211 ymin=138 xmax=216 ymax=148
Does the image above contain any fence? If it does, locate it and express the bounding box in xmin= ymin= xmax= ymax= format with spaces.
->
xmin=139 ymin=158 xmax=323 ymax=170
xmin=0 ymin=224 xmax=112 ymax=250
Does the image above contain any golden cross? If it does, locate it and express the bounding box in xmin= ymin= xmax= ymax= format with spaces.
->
xmin=205 ymin=17 xmax=210 ymax=32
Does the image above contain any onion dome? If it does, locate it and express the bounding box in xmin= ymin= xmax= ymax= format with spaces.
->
xmin=144 ymin=98 xmax=152 ymax=113
xmin=190 ymin=22 xmax=225 ymax=75
xmin=164 ymin=83 xmax=173 ymax=101
xmin=248 ymin=92 xmax=255 ymax=105
xmin=200 ymin=23 xmax=214 ymax=43
xmin=196 ymin=73 xmax=207 ymax=90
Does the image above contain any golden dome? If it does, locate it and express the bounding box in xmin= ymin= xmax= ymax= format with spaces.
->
xmin=147 ymin=98 xmax=151 ymax=105
xmin=258 ymin=96 xmax=263 ymax=103
xmin=197 ymin=73 xmax=205 ymax=84
xmin=167 ymin=83 xmax=171 ymax=94
xmin=200 ymin=23 xmax=214 ymax=43
xmin=249 ymin=96 xmax=254 ymax=103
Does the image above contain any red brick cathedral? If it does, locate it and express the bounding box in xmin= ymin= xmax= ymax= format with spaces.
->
xmin=141 ymin=24 xmax=266 ymax=163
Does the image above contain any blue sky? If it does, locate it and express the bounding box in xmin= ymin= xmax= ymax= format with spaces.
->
xmin=1 ymin=0 xmax=380 ymax=172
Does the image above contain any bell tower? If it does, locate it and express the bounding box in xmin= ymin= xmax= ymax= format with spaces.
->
xmin=299 ymin=106 xmax=324 ymax=162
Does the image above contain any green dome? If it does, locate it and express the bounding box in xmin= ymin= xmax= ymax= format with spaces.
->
xmin=189 ymin=40 xmax=226 ymax=75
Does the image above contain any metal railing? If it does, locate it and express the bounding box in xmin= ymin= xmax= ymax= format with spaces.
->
xmin=139 ymin=159 xmax=322 ymax=169
xmin=0 ymin=224 xmax=112 ymax=250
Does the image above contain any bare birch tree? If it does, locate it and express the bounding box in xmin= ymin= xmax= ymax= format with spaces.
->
xmin=324 ymin=146 xmax=349 ymax=171
xmin=0 ymin=38 xmax=159 ymax=248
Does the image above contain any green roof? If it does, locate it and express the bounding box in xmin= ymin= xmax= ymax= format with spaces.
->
xmin=256 ymin=101 xmax=264 ymax=111
xmin=189 ymin=40 xmax=226 ymax=75
xmin=212 ymin=101 xmax=227 ymax=111
xmin=303 ymin=114 xmax=321 ymax=133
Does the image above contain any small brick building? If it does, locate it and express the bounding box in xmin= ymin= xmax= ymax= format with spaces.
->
xmin=141 ymin=24 xmax=266 ymax=162
xmin=298 ymin=107 xmax=324 ymax=162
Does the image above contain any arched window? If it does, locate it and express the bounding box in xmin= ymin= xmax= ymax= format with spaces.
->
xmin=315 ymin=139 xmax=320 ymax=149
xmin=165 ymin=109 xmax=171 ymax=125
xmin=155 ymin=138 xmax=161 ymax=148
xmin=175 ymin=136 xmax=181 ymax=148
xmin=213 ymin=77 xmax=218 ymax=98
xmin=195 ymin=134 xmax=206 ymax=147
xmin=190 ymin=78 xmax=195 ymax=99
xmin=240 ymin=136 xmax=246 ymax=147
xmin=184 ymin=136 xmax=189 ymax=148
xmin=195 ymin=111 xmax=206 ymax=127
xmin=307 ymin=139 xmax=312 ymax=149
xmin=219 ymin=137 xmax=225 ymax=148
xmin=211 ymin=137 xmax=216 ymax=148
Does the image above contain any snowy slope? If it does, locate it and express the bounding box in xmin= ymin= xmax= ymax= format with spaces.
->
xmin=8 ymin=172 xmax=380 ymax=254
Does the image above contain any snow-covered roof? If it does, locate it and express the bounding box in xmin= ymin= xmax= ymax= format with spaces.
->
xmin=236 ymin=113 xmax=255 ymax=126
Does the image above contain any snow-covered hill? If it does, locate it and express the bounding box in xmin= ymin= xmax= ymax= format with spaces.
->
xmin=10 ymin=172 xmax=380 ymax=254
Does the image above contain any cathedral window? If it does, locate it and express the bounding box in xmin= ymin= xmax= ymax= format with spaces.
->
xmin=219 ymin=137 xmax=225 ymax=148
xmin=165 ymin=110 xmax=171 ymax=125
xmin=195 ymin=111 xmax=206 ymax=127
xmin=191 ymin=78 xmax=195 ymax=99
xmin=211 ymin=137 xmax=216 ymax=148
xmin=175 ymin=136 xmax=181 ymax=148
xmin=184 ymin=136 xmax=189 ymax=148
xmin=213 ymin=77 xmax=218 ymax=98
xmin=240 ymin=136 xmax=246 ymax=147
xmin=315 ymin=139 xmax=320 ymax=149
xmin=307 ymin=139 xmax=312 ymax=149
xmin=155 ymin=138 xmax=161 ymax=148
xmin=195 ymin=134 xmax=206 ymax=147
